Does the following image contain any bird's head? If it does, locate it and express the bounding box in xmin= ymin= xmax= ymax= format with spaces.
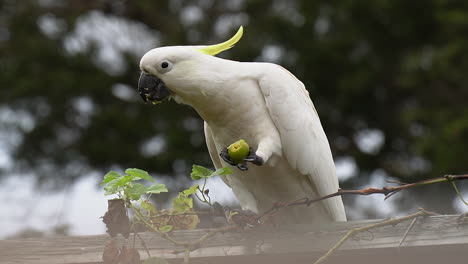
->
xmin=138 ymin=26 xmax=243 ymax=104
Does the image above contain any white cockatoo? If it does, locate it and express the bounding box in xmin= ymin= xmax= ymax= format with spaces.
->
xmin=138 ymin=27 xmax=346 ymax=224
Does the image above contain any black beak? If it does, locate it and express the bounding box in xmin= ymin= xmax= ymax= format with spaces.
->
xmin=137 ymin=73 xmax=171 ymax=103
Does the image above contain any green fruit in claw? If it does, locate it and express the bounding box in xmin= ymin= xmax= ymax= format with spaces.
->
xmin=227 ymin=139 xmax=250 ymax=164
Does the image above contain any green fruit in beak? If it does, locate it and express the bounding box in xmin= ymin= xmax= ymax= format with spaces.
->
xmin=227 ymin=139 xmax=250 ymax=164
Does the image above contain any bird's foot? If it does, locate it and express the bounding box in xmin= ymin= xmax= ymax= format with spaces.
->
xmin=244 ymin=148 xmax=264 ymax=166
xmin=219 ymin=147 xmax=264 ymax=171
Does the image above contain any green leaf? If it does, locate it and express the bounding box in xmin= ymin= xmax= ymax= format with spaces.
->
xmin=114 ymin=175 xmax=134 ymax=187
xmin=158 ymin=225 xmax=173 ymax=233
xmin=186 ymin=197 xmax=193 ymax=209
xmin=190 ymin=165 xmax=214 ymax=180
xmin=172 ymin=195 xmax=186 ymax=212
xmin=143 ymin=257 xmax=169 ymax=264
xmin=127 ymin=183 xmax=148 ymax=200
xmin=146 ymin=184 xmax=168 ymax=194
xmin=182 ymin=184 xmax=199 ymax=195
xmin=103 ymin=175 xmax=133 ymax=195
xmin=141 ymin=200 xmax=157 ymax=214
xmin=190 ymin=165 xmax=232 ymax=180
xmin=104 ymin=183 xmax=121 ymax=196
xmin=172 ymin=194 xmax=193 ymax=212
xmin=211 ymin=167 xmax=232 ymax=177
xmin=101 ymin=171 xmax=122 ymax=185
xmin=125 ymin=168 xmax=155 ymax=182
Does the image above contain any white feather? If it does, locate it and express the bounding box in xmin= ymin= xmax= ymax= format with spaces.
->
xmin=204 ymin=122 xmax=230 ymax=187
xmin=257 ymin=65 xmax=346 ymax=221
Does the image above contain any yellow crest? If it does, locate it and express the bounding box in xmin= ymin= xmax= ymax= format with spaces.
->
xmin=197 ymin=26 xmax=243 ymax=56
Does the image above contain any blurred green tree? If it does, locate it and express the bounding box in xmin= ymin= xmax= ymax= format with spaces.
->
xmin=0 ymin=0 xmax=467 ymax=215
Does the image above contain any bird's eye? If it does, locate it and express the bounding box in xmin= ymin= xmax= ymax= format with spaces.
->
xmin=158 ymin=60 xmax=172 ymax=73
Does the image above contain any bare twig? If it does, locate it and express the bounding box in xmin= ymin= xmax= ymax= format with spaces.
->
xmin=125 ymin=201 xmax=186 ymax=246
xmin=398 ymin=217 xmax=417 ymax=248
xmin=184 ymin=247 xmax=190 ymax=264
xmin=126 ymin=200 xmax=238 ymax=263
xmin=386 ymin=179 xmax=409 ymax=185
xmin=171 ymin=225 xmax=237 ymax=255
xmin=156 ymin=211 xmax=211 ymax=217
xmin=451 ymin=181 xmax=468 ymax=206
xmin=313 ymin=208 xmax=438 ymax=264
xmin=135 ymin=232 xmax=152 ymax=258
xmin=188 ymin=225 xmax=236 ymax=248
xmin=317 ymin=174 xmax=467 ymax=202
xmin=257 ymin=174 xmax=468 ymax=221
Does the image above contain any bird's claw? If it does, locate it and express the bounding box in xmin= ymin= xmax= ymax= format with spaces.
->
xmin=219 ymin=148 xmax=238 ymax=166
xmin=244 ymin=147 xmax=264 ymax=166
xmin=219 ymin=147 xmax=264 ymax=171
xmin=237 ymin=163 xmax=248 ymax=171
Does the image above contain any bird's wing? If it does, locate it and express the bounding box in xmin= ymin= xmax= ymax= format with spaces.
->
xmin=204 ymin=122 xmax=231 ymax=187
xmin=257 ymin=65 xmax=346 ymax=221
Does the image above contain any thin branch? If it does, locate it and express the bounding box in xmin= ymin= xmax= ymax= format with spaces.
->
xmin=197 ymin=184 xmax=212 ymax=206
xmin=386 ymin=179 xmax=409 ymax=185
xmin=313 ymin=208 xmax=438 ymax=264
xmin=125 ymin=201 xmax=186 ymax=246
xmin=135 ymin=231 xmax=152 ymax=258
xmin=171 ymin=225 xmax=237 ymax=255
xmin=188 ymin=225 xmax=236 ymax=247
xmin=127 ymin=199 xmax=237 ymax=263
xmin=193 ymin=192 xmax=206 ymax=204
xmin=315 ymin=174 xmax=468 ymax=203
xmin=451 ymin=181 xmax=468 ymax=206
xmin=156 ymin=211 xmax=211 ymax=217
xmin=202 ymin=177 xmax=208 ymax=194
xmin=398 ymin=217 xmax=417 ymax=248
xmin=257 ymin=174 xmax=468 ymax=221
xmin=184 ymin=247 xmax=190 ymax=264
